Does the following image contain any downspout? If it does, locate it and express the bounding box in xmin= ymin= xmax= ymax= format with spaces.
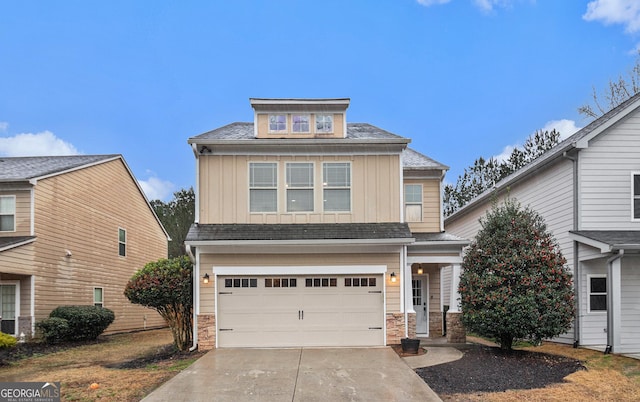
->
xmin=605 ymin=249 xmax=624 ymax=354
xmin=187 ymin=244 xmax=198 ymax=352
xmin=563 ymin=151 xmax=580 ymax=348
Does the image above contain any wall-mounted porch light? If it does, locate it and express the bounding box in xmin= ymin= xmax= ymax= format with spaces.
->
xmin=417 ymin=264 xmax=423 ymax=275
xmin=203 ymin=273 xmax=210 ymax=284
xmin=390 ymin=272 xmax=397 ymax=283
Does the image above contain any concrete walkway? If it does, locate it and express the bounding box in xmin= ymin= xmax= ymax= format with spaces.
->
xmin=142 ymin=347 xmax=455 ymax=402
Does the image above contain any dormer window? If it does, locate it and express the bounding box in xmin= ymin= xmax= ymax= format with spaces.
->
xmin=292 ymin=114 xmax=310 ymax=133
xmin=316 ymin=114 xmax=333 ymax=133
xmin=269 ymin=114 xmax=287 ymax=133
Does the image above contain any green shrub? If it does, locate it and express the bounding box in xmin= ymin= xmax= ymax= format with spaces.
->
xmin=49 ymin=306 xmax=115 ymax=341
xmin=36 ymin=317 xmax=70 ymax=344
xmin=0 ymin=332 xmax=17 ymax=349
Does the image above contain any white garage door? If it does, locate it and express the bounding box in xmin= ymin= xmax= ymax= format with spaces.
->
xmin=217 ymin=274 xmax=384 ymax=347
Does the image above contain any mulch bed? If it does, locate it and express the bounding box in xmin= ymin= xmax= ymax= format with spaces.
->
xmin=415 ymin=345 xmax=585 ymax=396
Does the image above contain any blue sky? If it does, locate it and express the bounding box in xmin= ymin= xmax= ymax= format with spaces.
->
xmin=1 ymin=1 xmax=640 ymax=200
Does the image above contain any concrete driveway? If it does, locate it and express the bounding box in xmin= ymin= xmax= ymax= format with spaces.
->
xmin=142 ymin=347 xmax=441 ymax=401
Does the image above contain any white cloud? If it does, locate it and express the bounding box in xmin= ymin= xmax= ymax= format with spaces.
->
xmin=541 ymin=119 xmax=581 ymax=141
xmin=416 ymin=0 xmax=452 ymax=6
xmin=138 ymin=175 xmax=175 ymax=201
xmin=473 ymin=0 xmax=514 ymax=13
xmin=584 ymin=0 xmax=640 ymax=33
xmin=0 ymin=131 xmax=80 ymax=156
xmin=0 ymin=122 xmax=8 ymax=132
xmin=493 ymin=119 xmax=581 ymax=162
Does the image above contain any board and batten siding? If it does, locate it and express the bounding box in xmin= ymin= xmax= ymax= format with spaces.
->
xmin=198 ymin=154 xmax=401 ymax=224
xmin=30 ymin=158 xmax=167 ymax=334
xmin=445 ymin=157 xmax=575 ymax=343
xmin=198 ymin=252 xmax=402 ymax=316
xmin=578 ymin=112 xmax=640 ymax=229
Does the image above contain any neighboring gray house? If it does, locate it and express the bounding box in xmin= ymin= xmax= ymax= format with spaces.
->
xmin=445 ymin=93 xmax=640 ymax=355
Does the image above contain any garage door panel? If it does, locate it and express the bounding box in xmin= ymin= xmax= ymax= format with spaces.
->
xmin=217 ymin=274 xmax=384 ymax=347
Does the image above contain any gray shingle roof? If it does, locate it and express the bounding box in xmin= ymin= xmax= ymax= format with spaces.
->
xmin=0 ymin=236 xmax=36 ymax=251
xmin=402 ymin=148 xmax=448 ymax=170
xmin=412 ymin=232 xmax=468 ymax=243
xmin=0 ymin=155 xmax=119 ymax=182
xmin=186 ymin=223 xmax=412 ymax=242
xmin=570 ymin=230 xmax=640 ymax=248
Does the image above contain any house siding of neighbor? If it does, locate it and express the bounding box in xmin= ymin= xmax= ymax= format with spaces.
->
xmin=0 ymin=155 xmax=169 ymax=337
xmin=186 ymin=98 xmax=468 ymax=350
xmin=445 ymin=93 xmax=640 ymax=354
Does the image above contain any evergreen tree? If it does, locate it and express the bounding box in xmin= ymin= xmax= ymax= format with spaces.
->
xmin=459 ymin=199 xmax=575 ymax=350
xmin=151 ymin=188 xmax=195 ymax=258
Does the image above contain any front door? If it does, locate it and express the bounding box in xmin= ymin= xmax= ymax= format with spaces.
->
xmin=0 ymin=284 xmax=17 ymax=335
xmin=412 ymin=278 xmax=428 ymax=335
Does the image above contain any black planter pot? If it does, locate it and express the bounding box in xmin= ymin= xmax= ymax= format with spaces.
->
xmin=401 ymin=338 xmax=420 ymax=354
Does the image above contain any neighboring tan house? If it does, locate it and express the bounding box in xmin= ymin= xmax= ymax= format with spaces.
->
xmin=0 ymin=155 xmax=169 ymax=337
xmin=185 ymin=98 xmax=467 ymax=349
xmin=445 ymin=93 xmax=640 ymax=355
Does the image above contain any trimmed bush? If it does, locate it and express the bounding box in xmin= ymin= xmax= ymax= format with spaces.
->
xmin=36 ymin=317 xmax=70 ymax=344
xmin=49 ymin=306 xmax=115 ymax=342
xmin=0 ymin=332 xmax=17 ymax=349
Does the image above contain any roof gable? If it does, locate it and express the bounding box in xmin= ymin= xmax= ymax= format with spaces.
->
xmin=0 ymin=155 xmax=120 ymax=182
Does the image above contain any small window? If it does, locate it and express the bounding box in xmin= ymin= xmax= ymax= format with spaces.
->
xmin=225 ymin=278 xmax=258 ymax=288
xmin=118 ymin=228 xmax=126 ymax=257
xmin=286 ymin=163 xmax=314 ymax=212
xmin=323 ymin=163 xmax=351 ymax=212
xmin=633 ymin=173 xmax=640 ymax=219
xmin=305 ymin=277 xmax=337 ymax=287
xmin=0 ymin=195 xmax=16 ymax=232
xmin=345 ymin=277 xmax=377 ymax=287
xmin=269 ymin=114 xmax=287 ymax=132
xmin=292 ymin=114 xmax=310 ymax=133
xmin=316 ymin=114 xmax=333 ymax=133
xmin=589 ymin=276 xmax=607 ymax=312
xmin=94 ymin=287 xmax=104 ymax=308
xmin=405 ymin=184 xmax=423 ymax=222
xmin=265 ymin=278 xmax=297 ymax=288
xmin=250 ymin=162 xmax=278 ymax=212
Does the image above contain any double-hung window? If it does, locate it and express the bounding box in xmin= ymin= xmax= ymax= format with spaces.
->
xmin=286 ymin=163 xmax=314 ymax=212
xmin=316 ymin=114 xmax=333 ymax=133
xmin=94 ymin=287 xmax=104 ymax=308
xmin=0 ymin=196 xmax=15 ymax=232
xmin=250 ymin=162 xmax=278 ymax=212
xmin=588 ymin=275 xmax=607 ymax=312
xmin=633 ymin=173 xmax=640 ymax=219
xmin=118 ymin=228 xmax=126 ymax=257
xmin=292 ymin=114 xmax=310 ymax=133
xmin=269 ymin=114 xmax=287 ymax=133
xmin=405 ymin=184 xmax=423 ymax=222
xmin=323 ymin=162 xmax=350 ymax=212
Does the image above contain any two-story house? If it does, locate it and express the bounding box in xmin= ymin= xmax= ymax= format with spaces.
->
xmin=185 ymin=98 xmax=467 ymax=349
xmin=445 ymin=93 xmax=640 ymax=355
xmin=0 ymin=155 xmax=168 ymax=337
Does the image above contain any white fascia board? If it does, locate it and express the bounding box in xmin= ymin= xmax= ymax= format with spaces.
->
xmin=411 ymin=240 xmax=470 ymax=247
xmin=214 ymin=265 xmax=386 ymax=276
xmin=575 ymin=97 xmax=640 ymax=149
xmin=568 ymin=232 xmax=612 ymax=253
xmin=187 ymin=238 xmax=414 ymax=247
xmin=407 ymin=255 xmax=463 ymax=264
xmin=250 ymin=98 xmax=350 ymax=106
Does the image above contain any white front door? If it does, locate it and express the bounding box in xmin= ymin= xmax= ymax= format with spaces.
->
xmin=412 ymin=278 xmax=428 ymax=335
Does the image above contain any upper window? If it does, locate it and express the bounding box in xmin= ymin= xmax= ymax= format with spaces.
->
xmin=118 ymin=228 xmax=126 ymax=257
xmin=0 ymin=196 xmax=16 ymax=232
xmin=405 ymin=184 xmax=423 ymax=222
xmin=588 ymin=276 xmax=607 ymax=312
xmin=269 ymin=114 xmax=287 ymax=132
xmin=323 ymin=163 xmax=351 ymax=212
xmin=250 ymin=163 xmax=278 ymax=212
xmin=94 ymin=287 xmax=104 ymax=308
xmin=286 ymin=163 xmax=314 ymax=212
xmin=633 ymin=173 xmax=640 ymax=219
xmin=315 ymin=114 xmax=333 ymax=133
xmin=292 ymin=114 xmax=310 ymax=133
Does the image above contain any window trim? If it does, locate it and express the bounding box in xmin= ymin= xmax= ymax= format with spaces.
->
xmin=291 ymin=114 xmax=311 ymax=133
xmin=249 ymin=162 xmax=278 ymax=213
xmin=118 ymin=228 xmax=126 ymax=257
xmin=286 ymin=162 xmax=314 ymax=213
xmin=0 ymin=195 xmax=16 ymax=233
xmin=631 ymin=172 xmax=640 ymax=221
xmin=404 ymin=184 xmax=423 ymax=223
xmin=268 ymin=114 xmax=287 ymax=133
xmin=322 ymin=162 xmax=352 ymax=213
xmin=93 ymin=287 xmax=104 ymax=308
xmin=315 ymin=114 xmax=334 ymax=133
xmin=587 ymin=274 xmax=607 ymax=313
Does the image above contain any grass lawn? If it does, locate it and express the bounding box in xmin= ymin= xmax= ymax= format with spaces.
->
xmin=0 ymin=328 xmax=202 ymax=402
